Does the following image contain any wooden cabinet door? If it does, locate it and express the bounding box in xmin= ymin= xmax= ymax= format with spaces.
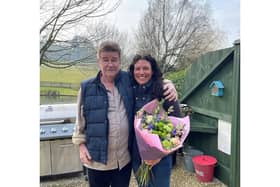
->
xmin=40 ymin=141 xmax=52 ymax=176
xmin=50 ymin=139 xmax=83 ymax=175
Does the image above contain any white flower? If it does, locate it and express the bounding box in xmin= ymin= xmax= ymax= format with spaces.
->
xmin=170 ymin=137 xmax=180 ymax=146
xmin=145 ymin=115 xmax=154 ymax=124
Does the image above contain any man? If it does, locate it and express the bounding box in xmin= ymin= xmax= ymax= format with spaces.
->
xmin=72 ymin=41 xmax=177 ymax=187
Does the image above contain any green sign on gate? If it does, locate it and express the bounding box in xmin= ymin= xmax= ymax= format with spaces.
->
xmin=180 ymin=40 xmax=240 ymax=187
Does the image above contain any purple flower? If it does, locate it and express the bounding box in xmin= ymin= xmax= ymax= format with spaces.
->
xmin=172 ymin=129 xmax=177 ymax=136
xmin=156 ymin=114 xmax=161 ymax=122
xmin=148 ymin=123 xmax=154 ymax=130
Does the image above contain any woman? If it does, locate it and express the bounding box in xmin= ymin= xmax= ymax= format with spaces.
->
xmin=129 ymin=54 xmax=182 ymax=187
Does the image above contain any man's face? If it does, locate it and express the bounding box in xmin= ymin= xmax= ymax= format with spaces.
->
xmin=98 ymin=51 xmax=121 ymax=80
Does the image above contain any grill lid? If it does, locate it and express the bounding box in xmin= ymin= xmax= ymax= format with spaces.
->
xmin=40 ymin=103 xmax=76 ymax=122
xmin=40 ymin=103 xmax=77 ymax=140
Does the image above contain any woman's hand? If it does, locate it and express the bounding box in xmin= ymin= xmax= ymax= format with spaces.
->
xmin=163 ymin=79 xmax=178 ymax=101
xmin=144 ymin=158 xmax=161 ymax=166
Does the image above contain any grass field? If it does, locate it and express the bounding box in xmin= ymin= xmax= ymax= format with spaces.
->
xmin=40 ymin=64 xmax=99 ymax=83
xmin=40 ymin=64 xmax=99 ymax=96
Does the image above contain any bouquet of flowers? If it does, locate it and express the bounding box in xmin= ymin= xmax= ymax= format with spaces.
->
xmin=134 ymin=99 xmax=190 ymax=186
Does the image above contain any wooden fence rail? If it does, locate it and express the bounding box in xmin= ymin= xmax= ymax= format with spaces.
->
xmin=40 ymin=81 xmax=80 ymax=90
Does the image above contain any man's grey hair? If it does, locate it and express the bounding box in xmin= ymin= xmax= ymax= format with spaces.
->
xmin=97 ymin=41 xmax=121 ymax=58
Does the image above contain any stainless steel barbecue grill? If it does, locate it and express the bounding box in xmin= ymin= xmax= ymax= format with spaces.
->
xmin=40 ymin=103 xmax=83 ymax=176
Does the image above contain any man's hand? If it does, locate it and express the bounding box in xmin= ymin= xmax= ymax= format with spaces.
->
xmin=79 ymin=143 xmax=92 ymax=165
xmin=144 ymin=158 xmax=161 ymax=166
xmin=163 ymin=80 xmax=178 ymax=101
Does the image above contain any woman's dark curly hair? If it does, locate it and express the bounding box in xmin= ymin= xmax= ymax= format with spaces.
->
xmin=129 ymin=54 xmax=164 ymax=99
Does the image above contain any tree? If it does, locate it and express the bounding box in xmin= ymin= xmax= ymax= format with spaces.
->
xmin=134 ymin=0 xmax=225 ymax=74
xmin=40 ymin=0 xmax=121 ymax=68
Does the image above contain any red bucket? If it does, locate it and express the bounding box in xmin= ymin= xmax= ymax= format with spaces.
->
xmin=192 ymin=155 xmax=217 ymax=182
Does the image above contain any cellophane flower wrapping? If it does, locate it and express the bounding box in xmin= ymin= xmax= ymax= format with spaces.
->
xmin=134 ymin=99 xmax=190 ymax=161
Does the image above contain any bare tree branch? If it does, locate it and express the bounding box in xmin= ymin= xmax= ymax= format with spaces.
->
xmin=40 ymin=0 xmax=121 ymax=68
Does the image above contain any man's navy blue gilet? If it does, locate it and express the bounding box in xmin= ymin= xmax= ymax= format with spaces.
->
xmin=80 ymin=71 xmax=134 ymax=164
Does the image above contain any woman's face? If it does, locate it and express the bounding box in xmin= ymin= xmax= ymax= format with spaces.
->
xmin=134 ymin=59 xmax=153 ymax=85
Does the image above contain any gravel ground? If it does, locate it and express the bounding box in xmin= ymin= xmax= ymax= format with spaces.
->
xmin=40 ymin=155 xmax=227 ymax=187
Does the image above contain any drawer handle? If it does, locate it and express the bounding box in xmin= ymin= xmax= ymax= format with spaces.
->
xmin=59 ymin=144 xmax=74 ymax=148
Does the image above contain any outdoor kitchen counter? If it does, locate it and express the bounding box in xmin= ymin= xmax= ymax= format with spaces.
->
xmin=40 ymin=155 xmax=227 ymax=187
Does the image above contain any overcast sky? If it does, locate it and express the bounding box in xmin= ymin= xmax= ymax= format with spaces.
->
xmin=105 ymin=0 xmax=240 ymax=48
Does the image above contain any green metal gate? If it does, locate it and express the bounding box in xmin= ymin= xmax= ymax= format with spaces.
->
xmin=180 ymin=40 xmax=240 ymax=187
